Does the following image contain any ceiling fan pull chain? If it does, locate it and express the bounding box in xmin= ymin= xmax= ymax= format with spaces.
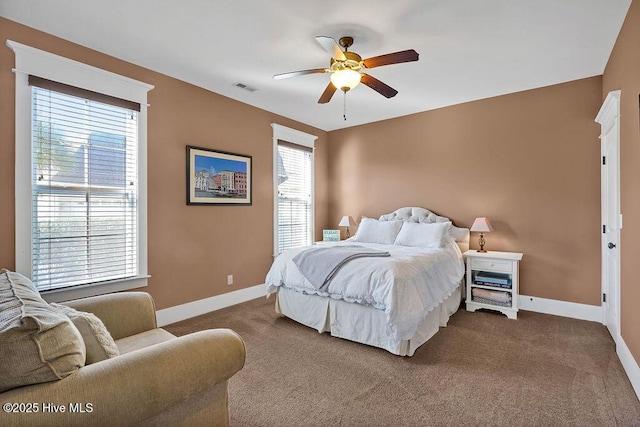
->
xmin=343 ymin=91 xmax=347 ymax=121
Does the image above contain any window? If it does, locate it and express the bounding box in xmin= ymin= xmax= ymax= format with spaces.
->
xmin=9 ymin=41 xmax=153 ymax=302
xmin=31 ymin=79 xmax=138 ymax=290
xmin=277 ymin=141 xmax=313 ymax=253
xmin=271 ymin=124 xmax=317 ymax=255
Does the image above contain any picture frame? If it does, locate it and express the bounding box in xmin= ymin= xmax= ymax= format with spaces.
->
xmin=322 ymin=230 xmax=340 ymax=241
xmin=186 ymin=145 xmax=252 ymax=205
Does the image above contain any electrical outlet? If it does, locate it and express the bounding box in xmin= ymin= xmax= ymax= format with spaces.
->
xmin=227 ymin=275 xmax=233 ymax=286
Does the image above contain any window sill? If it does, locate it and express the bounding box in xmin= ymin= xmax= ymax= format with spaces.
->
xmin=40 ymin=275 xmax=150 ymax=303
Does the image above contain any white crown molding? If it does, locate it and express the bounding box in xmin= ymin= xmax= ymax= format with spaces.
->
xmin=271 ymin=123 xmax=317 ymax=148
xmin=595 ymin=89 xmax=621 ymax=134
xmin=6 ymin=40 xmax=154 ymax=104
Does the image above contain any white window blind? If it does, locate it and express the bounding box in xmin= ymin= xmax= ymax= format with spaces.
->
xmin=276 ymin=140 xmax=313 ymax=254
xmin=30 ymin=78 xmax=139 ymax=291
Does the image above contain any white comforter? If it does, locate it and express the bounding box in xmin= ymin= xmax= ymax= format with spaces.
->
xmin=265 ymin=238 xmax=465 ymax=343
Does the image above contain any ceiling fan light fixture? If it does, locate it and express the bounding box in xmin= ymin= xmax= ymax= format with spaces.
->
xmin=330 ymin=69 xmax=361 ymax=92
xmin=275 ymin=36 xmax=417 ymax=105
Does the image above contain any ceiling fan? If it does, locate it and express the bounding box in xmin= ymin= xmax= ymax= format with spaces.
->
xmin=274 ymin=36 xmax=419 ymax=104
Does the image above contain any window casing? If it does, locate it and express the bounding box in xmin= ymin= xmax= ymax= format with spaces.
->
xmin=8 ymin=40 xmax=154 ymax=302
xmin=271 ymin=124 xmax=317 ymax=256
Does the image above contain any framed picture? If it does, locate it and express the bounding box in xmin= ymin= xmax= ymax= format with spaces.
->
xmin=322 ymin=230 xmax=340 ymax=241
xmin=186 ymin=145 xmax=252 ymax=205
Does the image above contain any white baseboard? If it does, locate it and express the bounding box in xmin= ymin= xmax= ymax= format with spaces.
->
xmin=156 ymin=284 xmax=267 ymax=327
xmin=617 ymin=335 xmax=640 ymax=401
xmin=518 ymin=294 xmax=601 ymax=322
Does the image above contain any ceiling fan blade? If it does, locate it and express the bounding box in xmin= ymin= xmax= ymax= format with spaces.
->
xmin=362 ymin=49 xmax=419 ymax=69
xmin=318 ymin=82 xmax=337 ymax=104
xmin=273 ymin=68 xmax=328 ymax=80
xmin=361 ymin=74 xmax=398 ymax=98
xmin=315 ymin=36 xmax=347 ymax=61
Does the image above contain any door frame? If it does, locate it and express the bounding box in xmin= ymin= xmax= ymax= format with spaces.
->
xmin=595 ymin=90 xmax=621 ymax=342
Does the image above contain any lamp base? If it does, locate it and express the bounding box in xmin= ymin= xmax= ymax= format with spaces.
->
xmin=477 ymin=233 xmax=487 ymax=253
xmin=476 ymin=249 xmax=487 ymax=253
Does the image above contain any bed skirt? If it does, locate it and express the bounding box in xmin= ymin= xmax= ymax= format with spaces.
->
xmin=275 ymin=285 xmax=461 ymax=356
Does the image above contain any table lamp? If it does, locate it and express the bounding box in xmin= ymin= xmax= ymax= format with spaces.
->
xmin=470 ymin=217 xmax=493 ymax=253
xmin=338 ymin=216 xmax=356 ymax=238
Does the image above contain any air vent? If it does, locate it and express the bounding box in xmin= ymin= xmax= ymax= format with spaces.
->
xmin=232 ymin=82 xmax=257 ymax=93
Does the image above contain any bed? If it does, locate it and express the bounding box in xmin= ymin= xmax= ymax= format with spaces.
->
xmin=265 ymin=207 xmax=469 ymax=356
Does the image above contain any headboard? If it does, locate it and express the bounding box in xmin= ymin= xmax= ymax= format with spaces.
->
xmin=378 ymin=207 xmax=470 ymax=253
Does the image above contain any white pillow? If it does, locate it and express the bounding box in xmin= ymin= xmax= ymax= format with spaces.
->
xmin=352 ymin=218 xmax=403 ymax=244
xmin=394 ymin=221 xmax=452 ymax=248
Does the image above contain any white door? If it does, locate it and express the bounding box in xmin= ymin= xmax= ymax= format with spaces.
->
xmin=596 ymin=91 xmax=621 ymax=342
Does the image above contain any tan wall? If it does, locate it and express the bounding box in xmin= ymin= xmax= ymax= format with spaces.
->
xmin=0 ymin=17 xmax=329 ymax=309
xmin=328 ymin=76 xmax=603 ymax=306
xmin=602 ymin=0 xmax=640 ymax=371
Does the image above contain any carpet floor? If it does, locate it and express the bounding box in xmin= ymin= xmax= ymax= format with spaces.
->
xmin=165 ymin=296 xmax=640 ymax=426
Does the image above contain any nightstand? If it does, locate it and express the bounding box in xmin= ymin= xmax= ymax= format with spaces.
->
xmin=464 ymin=250 xmax=523 ymax=319
xmin=314 ymin=240 xmax=339 ymax=245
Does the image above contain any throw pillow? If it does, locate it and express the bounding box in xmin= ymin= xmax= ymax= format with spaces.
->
xmin=394 ymin=221 xmax=452 ymax=248
xmin=352 ymin=218 xmax=403 ymax=245
xmin=51 ymin=303 xmax=119 ymax=364
xmin=0 ymin=269 xmax=85 ymax=393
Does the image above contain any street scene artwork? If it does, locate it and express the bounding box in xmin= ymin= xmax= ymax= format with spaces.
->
xmin=187 ymin=145 xmax=252 ymax=205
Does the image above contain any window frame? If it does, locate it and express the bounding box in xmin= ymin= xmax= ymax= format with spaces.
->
xmin=271 ymin=124 xmax=317 ymax=257
xmin=8 ymin=40 xmax=154 ymax=302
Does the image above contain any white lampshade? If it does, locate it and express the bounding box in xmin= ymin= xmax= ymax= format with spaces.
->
xmin=338 ymin=216 xmax=356 ymax=227
xmin=330 ymin=69 xmax=362 ymax=91
xmin=470 ymin=217 xmax=493 ymax=232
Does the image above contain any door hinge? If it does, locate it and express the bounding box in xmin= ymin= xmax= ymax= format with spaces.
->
xmin=603 ymin=293 xmax=607 ymax=303
xmin=602 ymin=156 xmax=606 ymax=165
xmin=603 ymin=224 xmax=606 ymax=234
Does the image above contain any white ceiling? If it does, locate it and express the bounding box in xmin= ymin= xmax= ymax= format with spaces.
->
xmin=0 ymin=0 xmax=631 ymax=131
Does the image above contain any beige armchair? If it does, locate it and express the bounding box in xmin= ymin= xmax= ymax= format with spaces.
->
xmin=1 ymin=292 xmax=245 ymax=427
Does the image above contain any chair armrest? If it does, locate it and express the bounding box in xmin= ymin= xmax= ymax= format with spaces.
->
xmin=1 ymin=329 xmax=245 ymax=427
xmin=63 ymin=292 xmax=158 ymax=341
